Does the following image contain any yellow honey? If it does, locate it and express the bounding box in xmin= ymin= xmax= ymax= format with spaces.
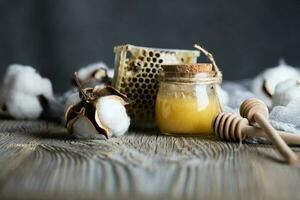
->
xmin=155 ymin=86 xmax=221 ymax=135
xmin=155 ymin=63 xmax=222 ymax=136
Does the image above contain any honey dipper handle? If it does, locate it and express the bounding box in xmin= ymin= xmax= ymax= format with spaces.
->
xmin=277 ymin=131 xmax=300 ymax=146
xmin=244 ymin=126 xmax=300 ymax=146
xmin=254 ymin=113 xmax=299 ymax=165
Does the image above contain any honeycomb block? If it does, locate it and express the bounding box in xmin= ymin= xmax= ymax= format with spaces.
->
xmin=113 ymin=44 xmax=200 ymax=128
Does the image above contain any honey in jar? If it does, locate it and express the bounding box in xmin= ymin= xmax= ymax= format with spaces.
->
xmin=155 ymin=63 xmax=222 ymax=136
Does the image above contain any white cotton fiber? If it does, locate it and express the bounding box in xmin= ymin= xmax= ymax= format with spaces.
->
xmin=96 ymin=96 xmax=130 ymax=137
xmin=272 ymin=79 xmax=300 ymax=107
xmin=6 ymin=92 xmax=43 ymax=119
xmin=1 ymin=64 xmax=54 ymax=119
xmin=77 ymin=62 xmax=114 ymax=80
xmin=10 ymin=69 xmax=53 ymax=99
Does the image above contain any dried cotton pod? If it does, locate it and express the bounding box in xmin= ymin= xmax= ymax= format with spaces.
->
xmin=66 ymin=105 xmax=105 ymax=139
xmin=65 ymin=73 xmax=130 ymax=139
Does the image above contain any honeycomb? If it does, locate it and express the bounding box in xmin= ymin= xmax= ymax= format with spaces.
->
xmin=113 ymin=44 xmax=200 ymax=128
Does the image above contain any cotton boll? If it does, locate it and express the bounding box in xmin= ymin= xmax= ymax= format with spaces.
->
xmin=11 ymin=70 xmax=54 ymax=99
xmin=3 ymin=64 xmax=36 ymax=82
xmin=272 ymin=79 xmax=300 ymax=107
xmin=65 ymin=84 xmax=130 ymax=139
xmin=77 ymin=62 xmax=114 ymax=79
xmin=77 ymin=62 xmax=104 ymax=80
xmin=96 ymin=96 xmax=130 ymax=137
xmin=251 ymin=59 xmax=299 ymax=107
xmin=262 ymin=60 xmax=299 ymax=96
xmin=2 ymin=64 xmax=54 ymax=99
xmin=75 ymin=62 xmax=114 ymax=88
xmin=1 ymin=64 xmax=35 ymax=102
xmin=6 ymin=92 xmax=43 ymax=119
xmin=1 ymin=64 xmax=55 ymax=120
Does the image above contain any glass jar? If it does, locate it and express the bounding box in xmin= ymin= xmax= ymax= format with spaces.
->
xmin=155 ymin=63 xmax=222 ymax=136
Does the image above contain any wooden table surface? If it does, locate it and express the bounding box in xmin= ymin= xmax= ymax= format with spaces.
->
xmin=1 ymin=119 xmax=300 ymax=200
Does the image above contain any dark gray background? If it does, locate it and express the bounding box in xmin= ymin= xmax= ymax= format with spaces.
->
xmin=0 ymin=0 xmax=300 ymax=92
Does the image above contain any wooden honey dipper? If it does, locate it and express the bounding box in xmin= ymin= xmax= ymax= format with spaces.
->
xmin=213 ymin=112 xmax=300 ymax=145
xmin=213 ymin=112 xmax=299 ymax=164
xmin=240 ymin=98 xmax=298 ymax=164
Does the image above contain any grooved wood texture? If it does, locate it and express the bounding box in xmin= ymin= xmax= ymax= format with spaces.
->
xmin=0 ymin=120 xmax=300 ymax=200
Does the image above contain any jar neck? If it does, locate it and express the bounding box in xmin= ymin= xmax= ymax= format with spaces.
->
xmin=159 ymin=72 xmax=221 ymax=84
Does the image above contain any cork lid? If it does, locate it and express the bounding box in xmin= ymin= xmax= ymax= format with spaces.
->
xmin=162 ymin=63 xmax=213 ymax=74
xmin=160 ymin=63 xmax=216 ymax=81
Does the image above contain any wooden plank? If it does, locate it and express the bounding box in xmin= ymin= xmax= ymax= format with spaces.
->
xmin=0 ymin=120 xmax=300 ymax=200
